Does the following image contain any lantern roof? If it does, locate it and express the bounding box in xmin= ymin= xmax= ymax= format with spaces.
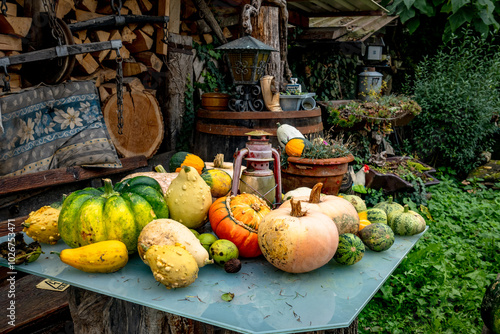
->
xmin=215 ymin=36 xmax=278 ymax=52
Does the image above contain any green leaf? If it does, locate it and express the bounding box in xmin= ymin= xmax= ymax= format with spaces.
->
xmin=451 ymin=0 xmax=470 ymax=12
xmin=221 ymin=292 xmax=234 ymax=302
xmin=405 ymin=17 xmax=421 ymax=33
xmin=400 ymin=7 xmax=416 ymax=22
xmin=414 ymin=0 xmax=435 ymax=16
xmin=448 ymin=8 xmax=473 ymax=31
xmin=404 ymin=0 xmax=416 ymax=9
xmin=473 ymin=18 xmax=491 ymax=36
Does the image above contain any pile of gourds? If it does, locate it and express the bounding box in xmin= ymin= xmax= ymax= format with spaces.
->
xmin=20 ymin=145 xmax=427 ymax=290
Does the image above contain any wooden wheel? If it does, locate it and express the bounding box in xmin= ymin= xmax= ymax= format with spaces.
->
xmin=21 ymin=13 xmax=75 ymax=86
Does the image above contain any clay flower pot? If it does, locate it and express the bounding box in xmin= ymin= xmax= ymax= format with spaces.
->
xmin=281 ymin=154 xmax=354 ymax=195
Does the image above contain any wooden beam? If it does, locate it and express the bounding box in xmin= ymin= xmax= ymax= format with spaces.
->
xmin=0 ymin=156 xmax=148 ymax=196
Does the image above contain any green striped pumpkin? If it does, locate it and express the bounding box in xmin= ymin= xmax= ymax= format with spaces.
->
xmin=374 ymin=196 xmax=404 ymax=217
xmin=340 ymin=194 xmax=367 ymax=213
xmin=388 ymin=205 xmax=426 ymax=236
xmin=359 ymin=223 xmax=394 ymax=252
xmin=201 ymin=169 xmax=232 ymax=198
xmin=366 ymin=207 xmax=387 ymax=224
xmin=333 ymin=233 xmax=365 ymax=265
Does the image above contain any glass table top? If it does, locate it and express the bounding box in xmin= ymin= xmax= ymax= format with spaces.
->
xmin=0 ymin=228 xmax=427 ymax=334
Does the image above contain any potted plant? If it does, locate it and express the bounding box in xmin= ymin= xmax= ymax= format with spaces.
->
xmin=326 ymin=94 xmax=422 ymax=130
xmin=281 ymin=134 xmax=355 ymax=195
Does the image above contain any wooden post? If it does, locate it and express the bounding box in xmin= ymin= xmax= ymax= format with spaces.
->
xmin=158 ymin=33 xmax=194 ymax=152
xmin=251 ymin=6 xmax=281 ymax=91
xmin=156 ymin=0 xmax=181 ymax=56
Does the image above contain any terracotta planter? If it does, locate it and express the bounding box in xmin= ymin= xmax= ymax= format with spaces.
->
xmin=201 ymin=92 xmax=230 ymax=111
xmin=281 ymin=154 xmax=354 ymax=195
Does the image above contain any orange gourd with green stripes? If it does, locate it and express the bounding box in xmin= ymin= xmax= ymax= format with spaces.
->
xmin=168 ymin=152 xmax=205 ymax=174
xmin=285 ymin=138 xmax=311 ymax=157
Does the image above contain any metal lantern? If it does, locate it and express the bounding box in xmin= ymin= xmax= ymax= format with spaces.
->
xmin=216 ymin=36 xmax=277 ymax=111
xmin=231 ymin=131 xmax=282 ymax=207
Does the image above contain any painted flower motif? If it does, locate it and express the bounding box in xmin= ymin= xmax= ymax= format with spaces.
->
xmin=18 ymin=118 xmax=35 ymax=144
xmin=42 ymin=113 xmax=56 ymax=134
xmin=34 ymin=111 xmax=44 ymax=136
xmin=53 ymin=107 xmax=83 ymax=130
xmin=79 ymin=101 xmax=91 ymax=114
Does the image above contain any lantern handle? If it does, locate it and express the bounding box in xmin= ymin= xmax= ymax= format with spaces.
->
xmin=231 ymin=148 xmax=249 ymax=196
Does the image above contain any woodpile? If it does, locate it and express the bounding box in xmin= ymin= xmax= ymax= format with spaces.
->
xmin=0 ymin=0 xmax=181 ymax=158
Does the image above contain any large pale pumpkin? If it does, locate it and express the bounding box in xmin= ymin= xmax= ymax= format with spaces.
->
xmin=209 ymin=193 xmax=271 ymax=258
xmin=280 ymin=183 xmax=359 ymax=235
xmin=258 ymin=199 xmax=339 ymax=273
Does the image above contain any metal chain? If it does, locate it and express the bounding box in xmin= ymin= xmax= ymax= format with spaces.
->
xmin=162 ymin=21 xmax=169 ymax=44
xmin=115 ymin=54 xmax=124 ymax=135
xmin=41 ymin=0 xmax=65 ymax=47
xmin=1 ymin=0 xmax=8 ymax=16
xmin=111 ymin=0 xmax=123 ymax=16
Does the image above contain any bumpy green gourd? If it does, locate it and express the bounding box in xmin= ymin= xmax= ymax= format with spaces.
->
xmin=388 ymin=205 xmax=426 ymax=236
xmin=166 ymin=166 xmax=212 ymax=229
xmin=340 ymin=194 xmax=367 ymax=213
xmin=144 ymin=244 xmax=199 ymax=289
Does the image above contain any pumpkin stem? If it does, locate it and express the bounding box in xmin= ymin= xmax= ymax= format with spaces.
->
xmin=308 ymin=183 xmax=323 ymax=203
xmin=50 ymin=251 xmax=61 ymax=257
xmin=388 ymin=196 xmax=393 ymax=204
xmin=214 ymin=154 xmax=225 ymax=168
xmin=403 ymin=204 xmax=410 ymax=213
xmin=290 ymin=198 xmax=307 ymax=217
xmin=102 ymin=179 xmax=119 ymax=198
xmin=155 ymin=165 xmax=167 ymax=173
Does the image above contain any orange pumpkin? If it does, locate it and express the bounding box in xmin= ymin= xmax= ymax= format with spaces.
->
xmin=280 ymin=183 xmax=359 ymax=235
xmin=209 ymin=193 xmax=271 ymax=258
xmin=258 ymin=199 xmax=339 ymax=273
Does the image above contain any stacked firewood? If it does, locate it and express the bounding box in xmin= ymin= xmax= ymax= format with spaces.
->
xmin=0 ymin=0 xmax=179 ymax=99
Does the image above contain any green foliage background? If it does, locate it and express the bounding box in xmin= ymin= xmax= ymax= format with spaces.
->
xmin=359 ymin=174 xmax=500 ymax=333
xmin=405 ymin=30 xmax=500 ymax=176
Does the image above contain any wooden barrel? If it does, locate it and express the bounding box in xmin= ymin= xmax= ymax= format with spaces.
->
xmin=193 ymin=108 xmax=324 ymax=162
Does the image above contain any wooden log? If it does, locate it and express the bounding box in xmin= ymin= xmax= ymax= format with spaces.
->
xmin=124 ymin=0 xmax=142 ymax=15
xmin=76 ymin=0 xmax=98 ymax=12
xmin=102 ymin=90 xmax=164 ymax=158
xmin=0 ymin=16 xmax=32 ymax=37
xmin=122 ymin=60 xmax=148 ymax=76
xmin=75 ymin=9 xmax=105 ymax=22
xmin=125 ymin=29 xmax=153 ymax=53
xmin=191 ymin=0 xmax=227 ymax=44
xmin=133 ymin=51 xmax=162 ymax=72
xmin=0 ymin=34 xmax=22 ymax=51
xmin=75 ymin=53 xmax=100 ymax=75
xmin=5 ymin=2 xmax=17 ymax=16
xmin=107 ymin=30 xmax=131 ymax=60
xmin=56 ymin=0 xmax=76 ymax=18
xmin=123 ymin=76 xmax=146 ymax=91
xmin=140 ymin=23 xmax=155 ymax=36
xmin=100 ymin=82 xmax=118 ymax=96
xmin=121 ymin=25 xmax=137 ymax=44
xmin=138 ymin=0 xmax=153 ymax=13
